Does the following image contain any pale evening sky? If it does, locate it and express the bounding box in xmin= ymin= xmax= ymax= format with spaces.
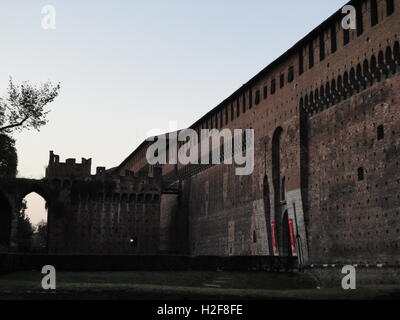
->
xmin=0 ymin=0 xmax=349 ymax=224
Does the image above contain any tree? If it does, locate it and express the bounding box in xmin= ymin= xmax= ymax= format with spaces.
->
xmin=0 ymin=78 xmax=60 ymax=134
xmin=17 ymin=200 xmax=35 ymax=252
xmin=0 ymin=133 xmax=17 ymax=177
xmin=33 ymin=220 xmax=48 ymax=250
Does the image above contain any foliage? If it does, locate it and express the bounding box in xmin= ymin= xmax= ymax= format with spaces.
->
xmin=0 ymin=78 xmax=60 ymax=134
xmin=0 ymin=133 xmax=17 ymax=177
xmin=17 ymin=200 xmax=34 ymax=252
xmin=32 ymin=220 xmax=48 ymax=250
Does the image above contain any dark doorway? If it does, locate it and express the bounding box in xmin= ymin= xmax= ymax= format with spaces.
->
xmin=281 ymin=211 xmax=293 ymax=257
xmin=262 ymin=175 xmax=273 ymax=255
xmin=272 ymin=127 xmax=283 ymax=254
xmin=0 ymin=191 xmax=12 ymax=251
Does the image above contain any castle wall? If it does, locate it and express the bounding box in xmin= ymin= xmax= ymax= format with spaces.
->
xmin=307 ymin=76 xmax=400 ymax=264
xmin=179 ymin=0 xmax=400 ymax=262
xmin=41 ymin=0 xmax=400 ymax=262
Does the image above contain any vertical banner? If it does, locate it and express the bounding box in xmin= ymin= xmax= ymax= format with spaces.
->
xmin=288 ymin=218 xmax=297 ymax=256
xmin=271 ymin=221 xmax=279 ymax=256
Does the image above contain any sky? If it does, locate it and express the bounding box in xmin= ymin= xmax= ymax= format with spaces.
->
xmin=0 ymin=0 xmax=349 ymax=225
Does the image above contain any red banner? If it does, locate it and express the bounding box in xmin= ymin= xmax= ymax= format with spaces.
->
xmin=288 ymin=219 xmax=297 ymax=255
xmin=271 ymin=221 xmax=279 ymax=255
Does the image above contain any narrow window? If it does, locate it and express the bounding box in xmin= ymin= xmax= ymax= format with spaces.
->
xmin=281 ymin=177 xmax=286 ymax=201
xmin=330 ymin=24 xmax=337 ymax=53
xmin=319 ymin=33 xmax=325 ymax=61
xmin=280 ymin=74 xmax=285 ymax=88
xmin=263 ymin=86 xmax=268 ymax=99
xmin=356 ymin=3 xmax=363 ymax=36
xmin=255 ymin=90 xmax=260 ymax=105
xmin=271 ymin=79 xmax=276 ymax=94
xmin=343 ymin=29 xmax=350 ymax=46
xmin=371 ymin=0 xmax=378 ymax=26
xmin=242 ymin=94 xmax=246 ymax=113
xmin=386 ymin=0 xmax=394 ymax=16
xmin=253 ymin=231 xmax=257 ymax=243
xmin=288 ymin=66 xmax=294 ymax=83
xmin=309 ymin=41 xmax=314 ymax=68
xmin=377 ymin=125 xmax=384 ymax=140
xmin=231 ymin=103 xmax=234 ymax=121
xmin=225 ymin=106 xmax=228 ymax=125
xmin=299 ymin=51 xmax=304 ymax=75
xmin=249 ymin=90 xmax=253 ymax=109
xmin=237 ymin=99 xmax=240 ymax=117
xmin=357 ymin=168 xmax=365 ymax=181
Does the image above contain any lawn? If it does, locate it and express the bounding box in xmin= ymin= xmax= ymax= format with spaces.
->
xmin=0 ymin=271 xmax=399 ymax=300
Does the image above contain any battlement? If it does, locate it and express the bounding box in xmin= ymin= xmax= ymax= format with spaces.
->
xmin=46 ymin=151 xmax=92 ymax=179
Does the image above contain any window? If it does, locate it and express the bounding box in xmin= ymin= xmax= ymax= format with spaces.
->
xmin=386 ymin=0 xmax=394 ymax=16
xmin=358 ymin=168 xmax=365 ymax=181
xmin=280 ymin=74 xmax=285 ymax=88
xmin=281 ymin=177 xmax=286 ymax=201
xmin=377 ymin=125 xmax=384 ymax=140
xmin=371 ymin=0 xmax=378 ymax=26
xmin=343 ymin=29 xmax=350 ymax=46
xmin=237 ymin=99 xmax=240 ymax=117
xmin=271 ymin=79 xmax=276 ymax=94
xmin=309 ymin=42 xmax=314 ymax=68
xmin=331 ymin=25 xmax=337 ymax=53
xmin=319 ymin=33 xmax=325 ymax=61
xmin=253 ymin=231 xmax=257 ymax=243
xmin=263 ymin=86 xmax=268 ymax=99
xmin=225 ymin=106 xmax=228 ymax=125
xmin=242 ymin=94 xmax=246 ymax=113
xmin=299 ymin=51 xmax=304 ymax=75
xmin=356 ymin=3 xmax=363 ymax=36
xmin=231 ymin=103 xmax=234 ymax=121
xmin=288 ymin=66 xmax=294 ymax=83
xmin=255 ymin=90 xmax=260 ymax=105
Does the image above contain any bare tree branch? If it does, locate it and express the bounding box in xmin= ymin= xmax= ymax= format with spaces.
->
xmin=0 ymin=78 xmax=60 ymax=134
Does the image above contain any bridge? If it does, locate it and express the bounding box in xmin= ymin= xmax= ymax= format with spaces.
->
xmin=0 ymin=177 xmax=65 ymax=253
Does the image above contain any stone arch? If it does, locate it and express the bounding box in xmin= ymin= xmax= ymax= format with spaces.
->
xmin=343 ymin=71 xmax=350 ymax=94
xmin=325 ymin=81 xmax=331 ymax=103
xmin=19 ymin=191 xmax=49 ymax=252
xmin=378 ymin=50 xmax=389 ymax=77
xmin=319 ymin=85 xmax=325 ymax=102
xmin=337 ymin=74 xmax=343 ymax=92
xmin=385 ymin=46 xmax=396 ymax=74
xmin=370 ymin=55 xmax=380 ymax=80
xmin=331 ymin=78 xmax=337 ymax=103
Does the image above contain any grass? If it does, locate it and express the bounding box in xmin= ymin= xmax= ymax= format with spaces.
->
xmin=0 ymin=271 xmax=399 ymax=300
